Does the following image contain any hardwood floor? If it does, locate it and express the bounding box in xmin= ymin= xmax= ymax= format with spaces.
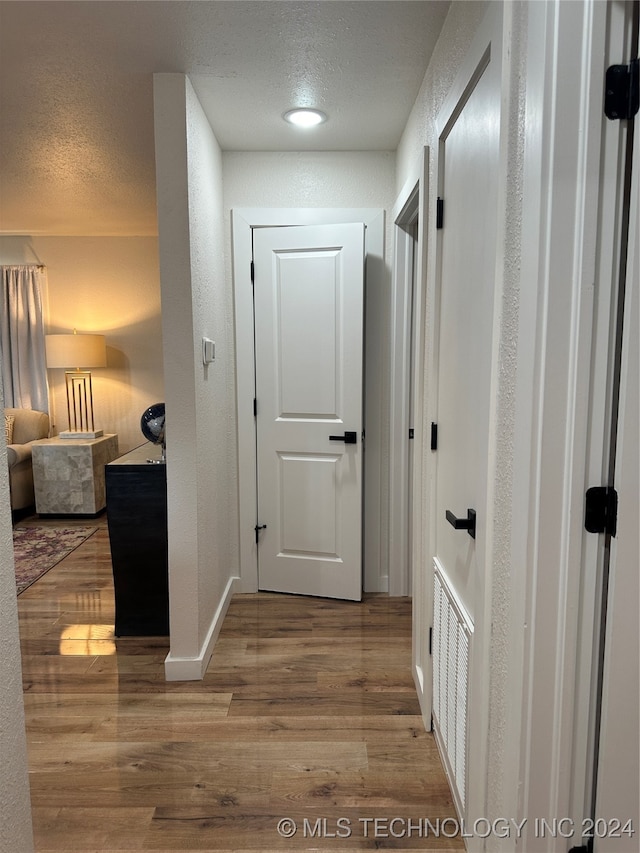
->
xmin=16 ymin=516 xmax=462 ymax=851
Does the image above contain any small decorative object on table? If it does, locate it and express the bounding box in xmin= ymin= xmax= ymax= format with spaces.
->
xmin=140 ymin=402 xmax=165 ymax=463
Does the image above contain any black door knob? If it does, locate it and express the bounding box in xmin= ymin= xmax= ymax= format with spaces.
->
xmin=445 ymin=508 xmax=476 ymax=539
xmin=329 ymin=431 xmax=357 ymax=444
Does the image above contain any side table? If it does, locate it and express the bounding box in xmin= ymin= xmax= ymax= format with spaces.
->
xmin=32 ymin=434 xmax=119 ymax=515
xmin=105 ymin=442 xmax=168 ymax=636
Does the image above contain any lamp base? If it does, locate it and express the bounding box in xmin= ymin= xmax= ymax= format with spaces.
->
xmin=58 ymin=429 xmax=104 ymax=440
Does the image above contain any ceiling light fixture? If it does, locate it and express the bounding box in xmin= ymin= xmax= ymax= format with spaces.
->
xmin=283 ymin=108 xmax=327 ymax=128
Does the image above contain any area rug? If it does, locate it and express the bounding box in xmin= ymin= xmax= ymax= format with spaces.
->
xmin=13 ymin=526 xmax=98 ymax=595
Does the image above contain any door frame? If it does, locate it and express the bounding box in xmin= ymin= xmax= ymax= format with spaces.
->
xmin=232 ymin=208 xmax=385 ymax=594
xmin=388 ymin=148 xmax=429 ymax=599
xmin=388 ymin=149 xmax=433 ymax=727
xmin=575 ymin=1 xmax=639 ymax=841
xmin=592 ymin=99 xmax=639 ymax=847
xmin=508 ymin=1 xmax=624 ymax=846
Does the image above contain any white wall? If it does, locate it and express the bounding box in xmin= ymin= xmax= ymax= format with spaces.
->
xmin=154 ymin=74 xmax=238 ymax=679
xmin=0 ymin=380 xmax=34 ymax=853
xmin=223 ymin=152 xmax=395 ymax=272
xmin=396 ymin=1 xmax=490 ymax=196
xmin=223 ymin=151 xmax=396 ymax=591
xmin=0 ymin=236 xmax=163 ymax=453
xmin=223 ymin=151 xmax=395 ymax=211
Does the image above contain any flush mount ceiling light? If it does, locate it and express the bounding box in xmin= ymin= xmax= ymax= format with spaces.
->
xmin=283 ymin=108 xmax=327 ymax=128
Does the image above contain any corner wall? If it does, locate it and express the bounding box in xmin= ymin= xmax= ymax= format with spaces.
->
xmin=154 ymin=74 xmax=239 ymax=679
xmin=0 ymin=379 xmax=34 ymax=853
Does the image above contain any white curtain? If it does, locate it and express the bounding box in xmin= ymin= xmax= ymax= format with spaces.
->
xmin=0 ymin=265 xmax=49 ymax=412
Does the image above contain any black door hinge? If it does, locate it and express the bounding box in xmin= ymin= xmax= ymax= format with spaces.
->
xmin=604 ymin=59 xmax=639 ymax=120
xmin=253 ymin=398 xmax=257 ymax=417
xmin=430 ymin=422 xmax=438 ymax=451
xmin=436 ymin=197 xmax=444 ymax=229
xmin=409 ymin=428 xmax=415 ymax=440
xmin=585 ymin=486 xmax=618 ymax=537
xmin=429 ymin=626 xmax=433 ymax=655
xmin=250 ymin=261 xmax=255 ymax=284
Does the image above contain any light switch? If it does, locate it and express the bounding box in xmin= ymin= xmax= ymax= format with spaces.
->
xmin=202 ymin=337 xmax=215 ymax=364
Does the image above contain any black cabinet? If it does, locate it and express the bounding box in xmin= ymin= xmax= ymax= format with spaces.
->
xmin=106 ymin=443 xmax=169 ymax=636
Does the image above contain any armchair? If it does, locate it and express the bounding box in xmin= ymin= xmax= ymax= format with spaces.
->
xmin=5 ymin=407 xmax=50 ymax=511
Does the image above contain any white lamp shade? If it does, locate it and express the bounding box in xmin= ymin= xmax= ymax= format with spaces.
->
xmin=45 ymin=334 xmax=107 ymax=369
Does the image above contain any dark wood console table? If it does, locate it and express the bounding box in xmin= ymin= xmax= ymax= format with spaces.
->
xmin=106 ymin=443 xmax=169 ymax=636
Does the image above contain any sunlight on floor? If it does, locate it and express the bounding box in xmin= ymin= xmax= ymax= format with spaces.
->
xmin=59 ymin=624 xmax=116 ymax=655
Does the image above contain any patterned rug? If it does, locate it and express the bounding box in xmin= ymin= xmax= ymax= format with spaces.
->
xmin=13 ymin=526 xmax=98 ymax=595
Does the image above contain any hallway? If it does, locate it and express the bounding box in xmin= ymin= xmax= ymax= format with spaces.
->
xmin=17 ymin=518 xmax=461 ymax=851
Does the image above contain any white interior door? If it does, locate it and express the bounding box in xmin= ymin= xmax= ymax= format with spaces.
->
xmin=254 ymin=223 xmax=364 ymax=601
xmin=434 ymin=65 xmax=499 ymax=622
xmin=431 ymin=15 xmax=501 ymax=820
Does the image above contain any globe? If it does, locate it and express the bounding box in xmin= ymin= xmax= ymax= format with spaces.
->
xmin=140 ymin=403 xmax=166 ymax=461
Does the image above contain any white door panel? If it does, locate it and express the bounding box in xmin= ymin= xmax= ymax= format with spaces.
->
xmin=279 ymin=452 xmax=340 ymax=556
xmin=277 ymin=251 xmax=339 ymax=417
xmin=254 ymin=223 xmax=364 ymax=601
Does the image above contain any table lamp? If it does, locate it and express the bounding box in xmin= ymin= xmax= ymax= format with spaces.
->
xmin=45 ymin=331 xmax=107 ymax=438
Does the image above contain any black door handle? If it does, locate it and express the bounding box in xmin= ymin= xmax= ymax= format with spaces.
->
xmin=329 ymin=431 xmax=357 ymax=444
xmin=445 ymin=508 xmax=476 ymax=539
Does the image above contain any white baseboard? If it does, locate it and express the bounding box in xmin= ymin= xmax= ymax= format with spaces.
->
xmin=413 ymin=663 xmax=432 ymax=732
xmin=163 ymin=575 xmax=240 ymax=681
xmin=364 ymin=573 xmax=389 ymax=594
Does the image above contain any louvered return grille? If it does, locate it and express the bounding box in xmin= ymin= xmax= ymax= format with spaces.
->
xmin=432 ymin=559 xmax=473 ymax=813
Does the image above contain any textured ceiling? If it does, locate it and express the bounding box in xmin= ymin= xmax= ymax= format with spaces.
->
xmin=0 ymin=1 xmax=451 ymax=236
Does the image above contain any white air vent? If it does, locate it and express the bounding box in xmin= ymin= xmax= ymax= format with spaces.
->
xmin=432 ymin=559 xmax=473 ymax=813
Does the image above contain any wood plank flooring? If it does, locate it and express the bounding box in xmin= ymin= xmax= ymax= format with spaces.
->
xmin=16 ymin=516 xmax=462 ymax=852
